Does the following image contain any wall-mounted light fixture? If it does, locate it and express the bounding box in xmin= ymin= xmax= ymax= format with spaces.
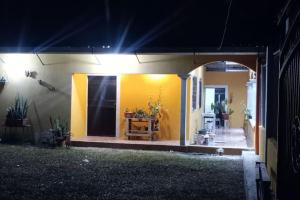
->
xmin=25 ymin=70 xmax=38 ymax=78
xmin=38 ymin=80 xmax=56 ymax=91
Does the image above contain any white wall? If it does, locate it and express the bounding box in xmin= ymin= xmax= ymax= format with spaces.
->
xmin=247 ymin=79 xmax=256 ymax=120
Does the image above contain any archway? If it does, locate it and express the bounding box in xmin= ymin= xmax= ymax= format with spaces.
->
xmin=183 ymin=59 xmax=260 ymax=153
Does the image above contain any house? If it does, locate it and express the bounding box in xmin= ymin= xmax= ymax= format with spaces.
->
xmin=0 ymin=0 xmax=299 ymax=198
xmin=0 ymin=51 xmax=260 ymax=150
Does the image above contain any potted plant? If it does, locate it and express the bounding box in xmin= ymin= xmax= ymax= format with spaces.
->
xmin=193 ymin=129 xmax=206 ymax=145
xmin=242 ymin=104 xmax=252 ymax=120
xmin=134 ymin=108 xmax=148 ymax=119
xmin=49 ymin=116 xmax=70 ymax=146
xmin=124 ymin=108 xmax=135 ymax=118
xmin=5 ymin=95 xmax=29 ymax=127
xmin=211 ymin=99 xmax=234 ymax=125
xmin=148 ymin=98 xmax=161 ymax=119
xmin=222 ymin=100 xmax=234 ymax=120
xmin=148 ymin=97 xmax=162 ymax=132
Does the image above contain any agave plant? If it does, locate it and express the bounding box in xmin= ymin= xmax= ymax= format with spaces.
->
xmin=6 ymin=94 xmax=29 ymax=120
xmin=49 ymin=116 xmax=69 ymax=138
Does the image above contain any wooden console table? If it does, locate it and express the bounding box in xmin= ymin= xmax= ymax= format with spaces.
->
xmin=125 ymin=117 xmax=159 ymax=141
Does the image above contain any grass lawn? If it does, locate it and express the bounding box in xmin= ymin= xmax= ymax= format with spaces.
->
xmin=0 ymin=145 xmax=245 ymax=200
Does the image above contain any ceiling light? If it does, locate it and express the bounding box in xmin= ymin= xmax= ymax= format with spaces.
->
xmin=225 ymin=61 xmax=239 ymax=65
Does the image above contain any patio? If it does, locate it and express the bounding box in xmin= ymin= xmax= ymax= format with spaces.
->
xmin=207 ymin=128 xmax=249 ymax=148
xmin=71 ymin=128 xmax=251 ymax=155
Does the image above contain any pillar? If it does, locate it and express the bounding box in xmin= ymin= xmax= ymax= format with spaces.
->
xmin=255 ymin=58 xmax=261 ymax=155
xmin=178 ymin=74 xmax=189 ymax=146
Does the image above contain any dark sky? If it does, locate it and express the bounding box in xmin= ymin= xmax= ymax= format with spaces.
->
xmin=0 ymin=0 xmax=286 ymax=50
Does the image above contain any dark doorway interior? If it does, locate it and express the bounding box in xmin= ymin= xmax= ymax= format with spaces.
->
xmin=87 ymin=76 xmax=116 ymax=136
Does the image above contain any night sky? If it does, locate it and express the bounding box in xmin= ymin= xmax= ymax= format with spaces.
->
xmin=0 ymin=0 xmax=286 ymax=50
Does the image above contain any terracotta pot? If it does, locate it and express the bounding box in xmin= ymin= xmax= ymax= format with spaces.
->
xmin=124 ymin=112 xmax=135 ymax=118
xmin=222 ymin=113 xmax=229 ymax=120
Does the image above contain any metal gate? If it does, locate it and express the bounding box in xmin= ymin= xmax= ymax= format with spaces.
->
xmin=277 ymin=0 xmax=300 ymax=198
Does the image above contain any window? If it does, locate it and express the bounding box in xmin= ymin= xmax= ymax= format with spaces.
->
xmin=199 ymin=79 xmax=202 ymax=108
xmin=192 ymin=76 xmax=197 ymax=110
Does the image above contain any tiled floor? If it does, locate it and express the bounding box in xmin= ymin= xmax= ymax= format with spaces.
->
xmin=206 ymin=128 xmax=250 ymax=148
xmin=72 ymin=128 xmax=250 ymax=149
xmin=72 ymin=136 xmax=180 ymax=146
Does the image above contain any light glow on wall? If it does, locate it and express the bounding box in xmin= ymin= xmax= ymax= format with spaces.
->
xmin=146 ymin=74 xmax=167 ymax=81
xmin=91 ymin=54 xmax=140 ymax=74
xmin=96 ymin=54 xmax=139 ymax=67
xmin=0 ymin=54 xmax=32 ymax=82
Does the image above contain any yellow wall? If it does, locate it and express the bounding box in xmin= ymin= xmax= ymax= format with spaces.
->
xmin=71 ymin=74 xmax=87 ymax=138
xmin=187 ymin=66 xmax=205 ymax=141
xmin=120 ymin=74 xmax=181 ymax=140
xmin=204 ymin=71 xmax=248 ymax=128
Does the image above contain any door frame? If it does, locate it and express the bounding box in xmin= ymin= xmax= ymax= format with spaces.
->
xmin=204 ymin=85 xmax=229 ymax=113
xmin=86 ymin=74 xmax=120 ymax=137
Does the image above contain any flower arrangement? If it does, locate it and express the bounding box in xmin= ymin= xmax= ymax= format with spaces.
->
xmin=148 ymin=97 xmax=161 ymax=119
xmin=124 ymin=96 xmax=162 ymax=120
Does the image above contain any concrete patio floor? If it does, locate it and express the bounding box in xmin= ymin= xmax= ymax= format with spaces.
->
xmin=207 ymin=128 xmax=249 ymax=148
xmin=71 ymin=128 xmax=252 ymax=155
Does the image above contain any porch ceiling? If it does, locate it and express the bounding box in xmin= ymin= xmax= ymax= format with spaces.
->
xmin=0 ymin=52 xmax=257 ymax=74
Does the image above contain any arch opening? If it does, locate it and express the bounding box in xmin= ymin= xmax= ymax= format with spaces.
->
xmin=186 ymin=60 xmax=257 ymax=150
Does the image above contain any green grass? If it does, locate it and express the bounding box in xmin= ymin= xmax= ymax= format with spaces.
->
xmin=0 ymin=145 xmax=245 ymax=200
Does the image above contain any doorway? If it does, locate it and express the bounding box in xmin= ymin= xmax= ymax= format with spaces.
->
xmin=87 ymin=76 xmax=116 ymax=136
xmin=204 ymin=85 xmax=228 ymax=114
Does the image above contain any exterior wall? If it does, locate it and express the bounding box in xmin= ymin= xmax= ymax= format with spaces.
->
xmin=0 ymin=54 xmax=186 ymax=142
xmin=0 ymin=53 xmax=256 ymax=143
xmin=186 ymin=66 xmax=205 ymax=142
xmin=244 ymin=119 xmax=255 ymax=148
xmin=0 ymin=54 xmax=73 ymax=142
xmin=71 ymin=74 xmax=87 ymax=138
xmin=259 ymin=126 xmax=266 ymax=161
xmin=204 ymin=71 xmax=248 ymax=128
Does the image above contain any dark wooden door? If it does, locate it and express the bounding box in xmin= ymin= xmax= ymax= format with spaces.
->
xmin=87 ymin=76 xmax=116 ymax=136
xmin=277 ymin=1 xmax=300 ymax=198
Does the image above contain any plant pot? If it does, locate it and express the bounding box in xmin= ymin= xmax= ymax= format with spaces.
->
xmin=124 ymin=112 xmax=135 ymax=118
xmin=222 ymin=113 xmax=229 ymax=120
xmin=150 ymin=115 xmax=156 ymax=120
xmin=192 ymin=133 xmax=198 ymax=144
xmin=5 ymin=118 xmax=28 ymax=127
xmin=198 ymin=129 xmax=207 ymax=135
xmin=196 ymin=134 xmax=205 ymax=145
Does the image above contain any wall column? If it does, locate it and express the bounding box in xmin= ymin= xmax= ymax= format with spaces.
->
xmin=255 ymin=58 xmax=261 ymax=155
xmin=178 ymin=74 xmax=190 ymax=146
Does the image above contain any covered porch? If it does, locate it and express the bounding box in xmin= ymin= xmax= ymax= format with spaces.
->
xmin=68 ymin=52 xmax=259 ymax=153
